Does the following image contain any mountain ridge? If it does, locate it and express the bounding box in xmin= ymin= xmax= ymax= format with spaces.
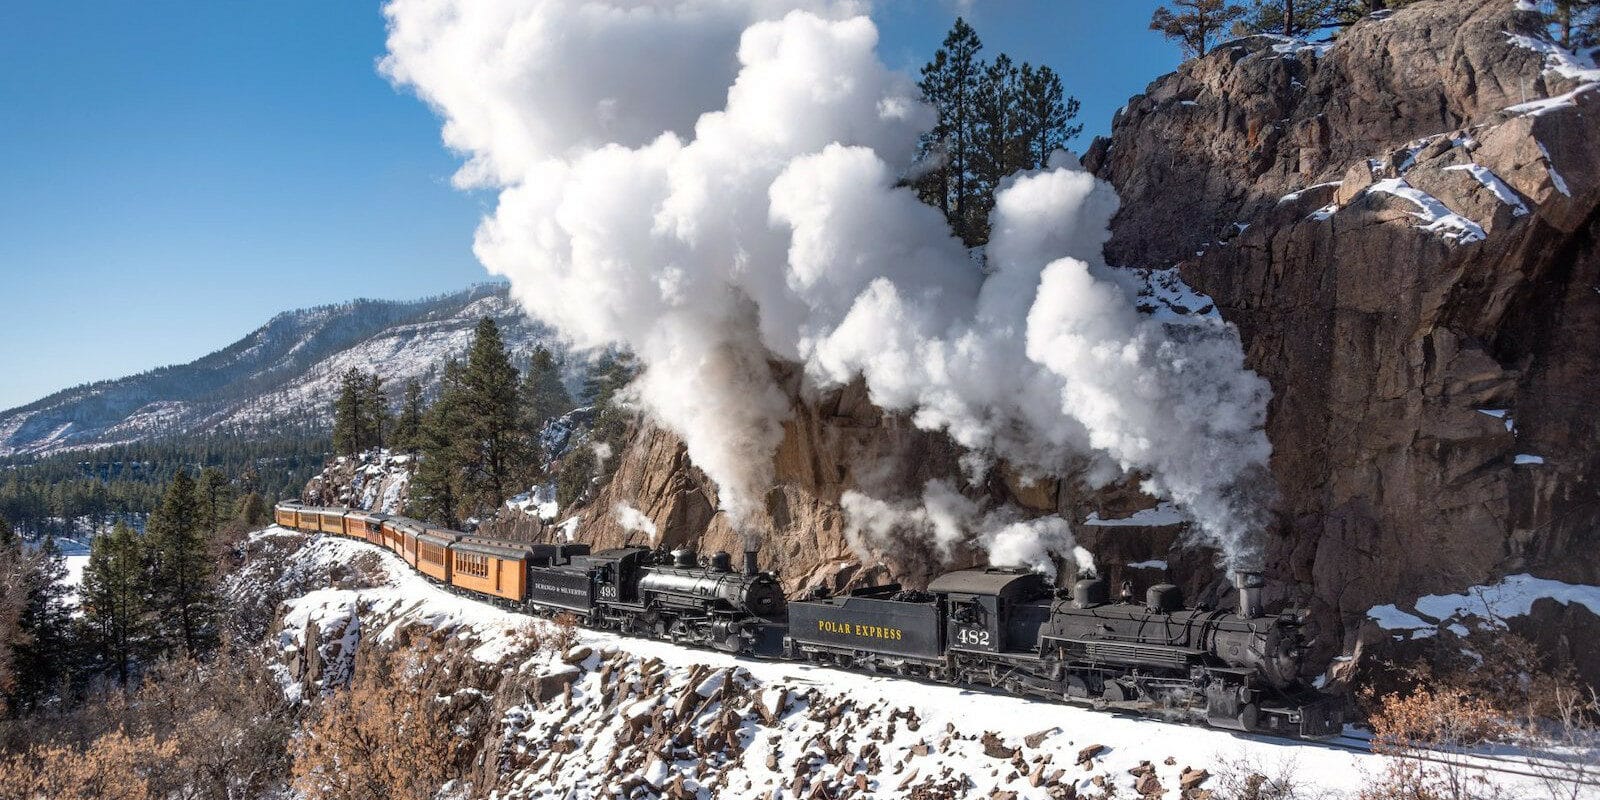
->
xmin=0 ymin=283 xmax=560 ymax=458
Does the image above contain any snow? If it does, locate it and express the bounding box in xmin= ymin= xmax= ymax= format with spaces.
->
xmin=1365 ymin=178 xmax=1487 ymax=244
xmin=1367 ymin=604 xmax=1437 ymax=639
xmin=1082 ymin=502 xmax=1187 ymax=528
xmin=1443 ymin=164 xmax=1530 ymax=216
xmin=1278 ymin=181 xmax=1342 ymax=204
xmin=1505 ymin=83 xmax=1600 ymax=117
xmin=1514 ymin=454 xmax=1546 ymax=465
xmin=1369 ymin=573 xmax=1600 ymax=640
xmin=1536 ymin=141 xmax=1572 ymax=197
xmin=1307 ymin=203 xmax=1340 ymax=221
xmin=1414 ymin=574 xmax=1600 ymax=621
xmin=1504 ymin=33 xmax=1600 ymax=83
xmin=1130 ymin=267 xmax=1219 ymax=321
xmin=1478 ymin=408 xmax=1516 ymax=432
xmin=257 ymin=529 xmax=1570 ymax=799
xmin=507 ymin=483 xmax=560 ymax=521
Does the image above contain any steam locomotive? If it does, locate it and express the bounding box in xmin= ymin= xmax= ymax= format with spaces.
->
xmin=273 ymin=501 xmax=1341 ymax=738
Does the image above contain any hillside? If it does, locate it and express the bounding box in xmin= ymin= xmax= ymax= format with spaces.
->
xmin=0 ymin=284 xmax=563 ymax=458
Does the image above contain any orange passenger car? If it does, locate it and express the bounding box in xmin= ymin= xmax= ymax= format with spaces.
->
xmin=274 ymin=502 xmax=299 ymax=529
xmin=319 ymin=510 xmax=346 ymax=536
xmin=415 ymin=529 xmax=460 ymax=583
xmin=448 ymin=536 xmax=531 ymax=603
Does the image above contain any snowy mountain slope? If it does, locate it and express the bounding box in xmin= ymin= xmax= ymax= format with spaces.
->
xmin=0 ymin=284 xmax=563 ymax=457
xmin=248 ymin=528 xmax=1586 ymax=799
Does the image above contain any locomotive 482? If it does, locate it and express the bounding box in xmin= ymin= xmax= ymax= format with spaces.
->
xmin=275 ymin=501 xmax=1341 ymax=739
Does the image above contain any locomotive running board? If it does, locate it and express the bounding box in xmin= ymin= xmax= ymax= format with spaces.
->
xmin=1046 ymin=636 xmax=1205 ymax=669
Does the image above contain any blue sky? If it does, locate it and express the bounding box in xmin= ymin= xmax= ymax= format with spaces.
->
xmin=0 ymin=1 xmax=1176 ymax=412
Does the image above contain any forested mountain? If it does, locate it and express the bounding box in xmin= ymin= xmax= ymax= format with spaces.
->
xmin=0 ymin=285 xmax=565 ymax=458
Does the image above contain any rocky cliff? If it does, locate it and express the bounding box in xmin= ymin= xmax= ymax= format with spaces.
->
xmin=1083 ymin=0 xmax=1600 ymax=672
xmin=491 ymin=0 xmax=1599 ymax=684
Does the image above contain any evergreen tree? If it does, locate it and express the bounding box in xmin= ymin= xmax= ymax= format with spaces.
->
xmin=79 ymin=521 xmax=150 ymax=685
xmin=1017 ymin=64 xmax=1081 ymax=168
xmin=1547 ymin=0 xmax=1600 ymax=50
xmin=581 ymin=351 xmax=639 ymax=408
xmin=969 ymin=53 xmax=1024 ymax=243
xmin=391 ymin=380 xmax=426 ymax=455
xmin=195 ymin=467 xmax=234 ymax=536
xmin=456 ymin=318 xmax=526 ymax=517
xmin=409 ymin=363 xmax=464 ymax=528
xmin=363 ymin=372 xmax=389 ymax=451
xmin=520 ymin=347 xmax=575 ymax=438
xmin=145 ymin=471 xmax=213 ymax=659
xmin=7 ymin=535 xmax=74 ymax=714
xmin=1235 ymin=0 xmax=1342 ymax=38
xmin=916 ymin=18 xmax=985 ymax=245
xmin=1150 ymin=0 xmax=1248 ymax=57
xmin=331 ymin=368 xmax=366 ymax=458
xmin=236 ymin=492 xmax=270 ymax=529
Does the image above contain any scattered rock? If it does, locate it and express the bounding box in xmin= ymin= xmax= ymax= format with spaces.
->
xmin=1077 ymin=744 xmax=1105 ymax=767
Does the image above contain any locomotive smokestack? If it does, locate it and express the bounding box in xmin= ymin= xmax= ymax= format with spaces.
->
xmin=743 ymin=550 xmax=760 ymax=577
xmin=1234 ymin=571 xmax=1265 ymax=618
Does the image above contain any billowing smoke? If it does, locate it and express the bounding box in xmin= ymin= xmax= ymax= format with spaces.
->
xmin=842 ymin=481 xmax=1095 ymax=580
xmin=613 ymin=502 xmax=658 ymax=543
xmin=382 ymin=0 xmax=1273 ymax=573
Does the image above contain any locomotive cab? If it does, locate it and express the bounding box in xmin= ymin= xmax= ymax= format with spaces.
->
xmin=927 ymin=569 xmax=1053 ymax=654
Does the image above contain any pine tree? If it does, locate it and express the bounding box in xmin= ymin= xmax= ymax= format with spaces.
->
xmin=520 ymin=347 xmax=575 ymax=437
xmin=331 ymin=369 xmax=365 ymax=458
xmin=79 ymin=521 xmax=150 ymax=685
xmin=145 ymin=472 xmax=213 ymax=659
xmin=1150 ymin=0 xmax=1248 ymax=58
xmin=1235 ymin=0 xmax=1342 ymax=38
xmin=236 ymin=492 xmax=270 ymax=529
xmin=391 ymin=380 xmax=425 ymax=455
xmin=1547 ymin=0 xmax=1600 ymax=50
xmin=969 ymin=53 xmax=1023 ymax=244
xmin=1016 ymin=64 xmax=1081 ymax=168
xmin=362 ymin=372 xmax=389 ymax=452
xmin=7 ymin=534 xmax=74 ymax=714
xmin=916 ymin=18 xmax=986 ymax=245
xmin=195 ymin=467 xmax=234 ymax=536
xmin=409 ymin=363 xmax=464 ymax=528
xmin=456 ymin=318 xmax=526 ymax=517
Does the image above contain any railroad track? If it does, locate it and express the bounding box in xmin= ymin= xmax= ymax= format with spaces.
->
xmin=1327 ymin=734 xmax=1600 ymax=788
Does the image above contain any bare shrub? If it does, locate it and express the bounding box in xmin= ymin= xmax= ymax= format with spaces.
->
xmin=1211 ymin=754 xmax=1336 ymax=800
xmin=291 ymin=639 xmax=474 ymax=800
xmin=0 ymin=728 xmax=178 ymax=800
xmin=1357 ymin=688 xmax=1516 ymax=800
xmin=546 ymin=612 xmax=581 ymax=655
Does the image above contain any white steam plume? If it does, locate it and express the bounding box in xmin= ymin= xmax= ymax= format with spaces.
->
xmin=842 ymin=481 xmax=1093 ymax=580
xmin=383 ymin=1 xmax=1273 ymax=572
xmin=613 ymin=502 xmax=658 ymax=543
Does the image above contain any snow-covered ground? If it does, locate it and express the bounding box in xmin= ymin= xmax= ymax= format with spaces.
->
xmin=254 ymin=528 xmax=1591 ymax=799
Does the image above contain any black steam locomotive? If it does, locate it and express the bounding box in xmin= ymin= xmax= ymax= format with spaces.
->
xmin=785 ymin=569 xmax=1340 ymax=738
xmin=276 ymin=502 xmax=1341 ymax=739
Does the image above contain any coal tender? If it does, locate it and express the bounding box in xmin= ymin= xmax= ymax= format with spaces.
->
xmin=786 ymin=568 xmax=1341 ymax=738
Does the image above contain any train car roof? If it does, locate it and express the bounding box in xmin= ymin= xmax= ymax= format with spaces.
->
xmin=451 ymin=536 xmax=532 ymax=559
xmin=417 ymin=529 xmax=462 ymax=546
xmin=275 ymin=500 xmax=302 ymax=508
xmin=927 ymin=568 xmax=1050 ymax=599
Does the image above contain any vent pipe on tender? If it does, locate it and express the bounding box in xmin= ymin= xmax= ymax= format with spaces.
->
xmin=1234 ymin=571 xmax=1265 ymax=618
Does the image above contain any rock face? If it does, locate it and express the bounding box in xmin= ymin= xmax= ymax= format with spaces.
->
xmin=1084 ymin=0 xmax=1600 ymax=662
